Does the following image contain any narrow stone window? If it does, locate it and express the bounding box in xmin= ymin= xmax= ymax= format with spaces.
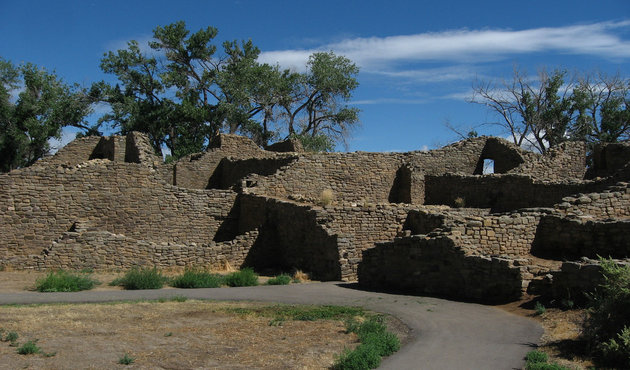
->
xmin=482 ymin=159 xmax=495 ymax=174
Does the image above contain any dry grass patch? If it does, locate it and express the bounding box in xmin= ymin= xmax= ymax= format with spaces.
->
xmin=0 ymin=300 xmax=358 ymax=369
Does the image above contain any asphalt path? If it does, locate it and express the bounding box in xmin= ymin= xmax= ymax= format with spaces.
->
xmin=0 ymin=282 xmax=542 ymax=370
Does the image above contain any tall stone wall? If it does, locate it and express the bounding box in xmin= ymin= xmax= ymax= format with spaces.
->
xmin=238 ymin=194 xmax=413 ymax=280
xmin=511 ymin=141 xmax=587 ymax=181
xmin=0 ymin=161 xmax=238 ymax=267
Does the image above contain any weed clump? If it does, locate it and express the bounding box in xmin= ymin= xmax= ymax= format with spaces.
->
xmin=266 ymin=274 xmax=292 ymax=285
xmin=118 ymin=353 xmax=135 ymax=365
xmin=17 ymin=340 xmax=41 ymax=355
xmin=170 ymin=269 xmax=223 ymax=288
xmin=110 ymin=268 xmax=167 ymax=290
xmin=35 ymin=270 xmax=99 ymax=292
xmin=224 ymin=268 xmax=259 ymax=287
xmin=318 ymin=189 xmax=335 ymax=206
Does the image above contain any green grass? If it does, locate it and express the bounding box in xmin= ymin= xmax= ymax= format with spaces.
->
xmin=16 ymin=340 xmax=40 ymax=355
xmin=524 ymin=350 xmax=569 ymax=370
xmin=35 ymin=270 xmax=99 ymax=292
xmin=224 ymin=268 xmax=259 ymax=287
xmin=170 ymin=269 xmax=223 ymax=288
xmin=118 ymin=353 xmax=135 ymax=365
xmin=333 ymin=315 xmax=400 ymax=369
xmin=224 ymin=304 xmax=364 ymax=321
xmin=110 ymin=268 xmax=167 ymax=290
xmin=266 ymin=274 xmax=292 ymax=285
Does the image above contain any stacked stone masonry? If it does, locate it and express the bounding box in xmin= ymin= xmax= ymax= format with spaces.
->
xmin=2 ymin=131 xmax=630 ymax=304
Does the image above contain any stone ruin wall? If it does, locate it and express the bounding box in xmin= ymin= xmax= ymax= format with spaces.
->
xmin=3 ymin=130 xmax=630 ymax=304
xmin=0 ymin=160 xmax=238 ymax=268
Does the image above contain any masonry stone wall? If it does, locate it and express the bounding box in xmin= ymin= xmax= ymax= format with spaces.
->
xmin=555 ymin=182 xmax=630 ymax=219
xmin=37 ymin=229 xmax=259 ymax=271
xmin=358 ymin=235 xmax=525 ymax=303
xmin=0 ymin=160 xmax=238 ymax=265
xmin=511 ymin=141 xmax=587 ymax=181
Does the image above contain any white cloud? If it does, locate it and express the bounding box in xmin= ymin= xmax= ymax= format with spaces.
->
xmin=259 ymin=20 xmax=630 ymax=71
xmin=373 ymin=65 xmax=482 ymax=82
xmin=103 ymin=34 xmax=161 ymax=56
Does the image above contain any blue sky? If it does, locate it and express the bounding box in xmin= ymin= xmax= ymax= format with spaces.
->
xmin=1 ymin=0 xmax=629 ymax=152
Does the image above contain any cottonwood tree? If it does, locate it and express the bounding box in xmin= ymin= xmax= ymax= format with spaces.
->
xmin=96 ymin=21 xmax=361 ymax=157
xmin=0 ymin=58 xmax=93 ymax=172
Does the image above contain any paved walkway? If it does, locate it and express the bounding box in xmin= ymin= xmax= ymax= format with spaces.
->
xmin=0 ymin=282 xmax=541 ymax=370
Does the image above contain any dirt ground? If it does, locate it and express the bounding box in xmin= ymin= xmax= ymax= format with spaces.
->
xmin=0 ymin=300 xmax=358 ymax=369
xmin=498 ymin=297 xmax=593 ymax=369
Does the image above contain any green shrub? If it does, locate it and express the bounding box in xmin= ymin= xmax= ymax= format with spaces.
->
xmin=334 ymin=345 xmax=381 ymax=370
xmin=118 ymin=353 xmax=135 ymax=365
xmin=266 ymin=274 xmax=292 ymax=285
xmin=534 ymin=302 xmax=546 ymax=316
xmin=170 ymin=269 xmax=223 ymax=288
xmin=584 ymin=258 xmax=630 ymax=368
xmin=111 ymin=268 xmax=167 ymax=290
xmin=224 ymin=268 xmax=258 ymax=287
xmin=35 ymin=270 xmax=99 ymax=292
xmin=17 ymin=340 xmax=40 ymax=355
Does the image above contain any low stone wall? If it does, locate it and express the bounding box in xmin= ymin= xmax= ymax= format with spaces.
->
xmin=358 ymin=234 xmax=524 ymax=303
xmin=39 ymin=229 xmax=259 ymax=271
xmin=456 ymin=210 xmax=551 ymax=257
xmin=556 ymin=182 xmax=630 ymax=219
xmin=532 ymin=216 xmax=630 ymax=259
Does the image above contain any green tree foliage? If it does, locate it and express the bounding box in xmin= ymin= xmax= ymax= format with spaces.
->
xmin=95 ymin=21 xmax=360 ymax=158
xmin=471 ymin=69 xmax=629 ymax=153
xmin=0 ymin=58 xmax=93 ymax=172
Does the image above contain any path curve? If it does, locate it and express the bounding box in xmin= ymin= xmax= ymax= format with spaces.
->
xmin=0 ymin=282 xmax=541 ymax=370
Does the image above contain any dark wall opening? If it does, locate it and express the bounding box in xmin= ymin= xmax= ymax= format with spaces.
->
xmin=389 ymin=165 xmax=412 ymax=203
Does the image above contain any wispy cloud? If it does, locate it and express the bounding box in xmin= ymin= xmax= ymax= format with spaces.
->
xmin=103 ymin=34 xmax=160 ymax=55
xmin=259 ymin=20 xmax=630 ymax=71
xmin=351 ymin=98 xmax=428 ymax=105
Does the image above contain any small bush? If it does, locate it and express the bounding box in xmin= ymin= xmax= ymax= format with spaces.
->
xmin=17 ymin=340 xmax=40 ymax=355
xmin=224 ymin=268 xmax=258 ymax=287
xmin=266 ymin=274 xmax=291 ymax=285
xmin=454 ymin=197 xmax=465 ymax=208
xmin=292 ymin=270 xmax=309 ymax=283
xmin=35 ymin=270 xmax=99 ymax=292
xmin=111 ymin=268 xmax=167 ymax=290
xmin=170 ymin=269 xmax=223 ymax=288
xmin=118 ymin=353 xmax=135 ymax=365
